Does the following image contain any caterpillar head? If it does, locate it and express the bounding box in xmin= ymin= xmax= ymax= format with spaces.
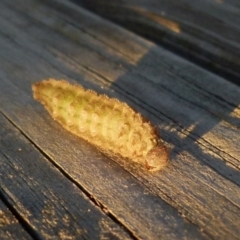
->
xmin=145 ymin=142 xmax=169 ymax=172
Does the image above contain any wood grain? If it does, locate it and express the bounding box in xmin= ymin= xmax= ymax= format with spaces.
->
xmin=0 ymin=112 xmax=132 ymax=239
xmin=0 ymin=200 xmax=31 ymax=240
xmin=0 ymin=0 xmax=239 ymax=239
xmin=71 ymin=0 xmax=240 ymax=86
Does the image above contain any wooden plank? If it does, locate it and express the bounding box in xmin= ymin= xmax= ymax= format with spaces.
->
xmin=0 ymin=200 xmax=31 ymax=240
xmin=1 ymin=1 xmax=211 ymax=240
xmin=71 ymin=0 xmax=240 ymax=85
xmin=226 ymin=0 xmax=240 ymax=8
xmin=2 ymin=0 xmax=239 ymax=181
xmin=0 ymin=85 xmax=207 ymax=239
xmin=0 ymin=112 xmax=132 ymax=239
xmin=0 ymin=0 xmax=239 ymax=239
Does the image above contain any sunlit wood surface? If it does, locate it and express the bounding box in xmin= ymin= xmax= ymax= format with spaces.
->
xmin=0 ymin=0 xmax=240 ymax=239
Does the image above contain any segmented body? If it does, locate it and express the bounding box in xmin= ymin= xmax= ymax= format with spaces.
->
xmin=32 ymin=79 xmax=168 ymax=171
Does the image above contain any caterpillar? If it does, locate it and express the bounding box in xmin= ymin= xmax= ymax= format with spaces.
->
xmin=32 ymin=79 xmax=168 ymax=171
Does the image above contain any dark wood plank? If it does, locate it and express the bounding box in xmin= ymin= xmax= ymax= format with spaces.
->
xmin=71 ymin=0 xmax=240 ymax=86
xmin=1 ymin=1 xmax=211 ymax=239
xmin=2 ymin=0 xmax=239 ymax=181
xmin=0 ymin=0 xmax=239 ymax=239
xmin=0 ymin=200 xmax=31 ymax=240
xmin=226 ymin=0 xmax=240 ymax=8
xmin=0 ymin=112 xmax=132 ymax=239
xmin=0 ymin=82 xmax=207 ymax=239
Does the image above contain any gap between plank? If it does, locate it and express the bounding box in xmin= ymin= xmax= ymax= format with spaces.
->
xmin=0 ymin=186 xmax=41 ymax=240
xmin=0 ymin=111 xmax=139 ymax=240
xmin=69 ymin=0 xmax=240 ymax=87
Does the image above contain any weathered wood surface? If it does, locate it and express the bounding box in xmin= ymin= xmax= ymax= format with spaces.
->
xmin=0 ymin=113 xmax=132 ymax=239
xmin=0 ymin=199 xmax=31 ymax=240
xmin=0 ymin=0 xmax=240 ymax=239
xmin=72 ymin=0 xmax=240 ymax=86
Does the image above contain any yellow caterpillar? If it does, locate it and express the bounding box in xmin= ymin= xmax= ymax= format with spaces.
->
xmin=32 ymin=79 xmax=168 ymax=171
